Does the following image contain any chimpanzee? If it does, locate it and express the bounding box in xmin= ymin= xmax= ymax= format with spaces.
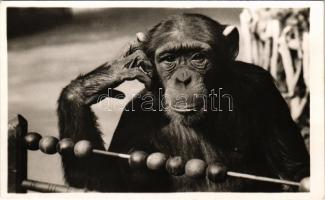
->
xmin=57 ymin=13 xmax=309 ymax=192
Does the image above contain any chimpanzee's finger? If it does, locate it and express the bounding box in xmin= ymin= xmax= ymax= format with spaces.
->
xmin=122 ymin=40 xmax=141 ymax=58
xmin=120 ymin=67 xmax=152 ymax=88
xmin=124 ymin=50 xmax=152 ymax=70
xmin=123 ymin=32 xmax=147 ymax=57
xmin=137 ymin=59 xmax=154 ymax=78
xmin=129 ymin=68 xmax=152 ymax=89
xmin=128 ymin=50 xmax=153 ymax=73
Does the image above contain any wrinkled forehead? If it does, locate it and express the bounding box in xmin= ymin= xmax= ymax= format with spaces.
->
xmin=156 ymin=39 xmax=212 ymax=56
xmin=147 ymin=17 xmax=222 ymax=56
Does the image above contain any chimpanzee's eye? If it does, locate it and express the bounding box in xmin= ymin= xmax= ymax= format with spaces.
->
xmin=191 ymin=52 xmax=208 ymax=69
xmin=191 ymin=53 xmax=206 ymax=62
xmin=162 ymin=54 xmax=177 ymax=63
xmin=158 ymin=53 xmax=176 ymax=70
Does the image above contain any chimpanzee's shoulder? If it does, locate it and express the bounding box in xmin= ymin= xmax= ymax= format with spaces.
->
xmin=229 ymin=61 xmax=277 ymax=105
xmin=231 ymin=61 xmax=275 ymax=89
xmin=232 ymin=61 xmax=272 ymax=81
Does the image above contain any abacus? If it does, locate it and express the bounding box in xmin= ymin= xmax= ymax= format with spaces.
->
xmin=8 ymin=115 xmax=310 ymax=193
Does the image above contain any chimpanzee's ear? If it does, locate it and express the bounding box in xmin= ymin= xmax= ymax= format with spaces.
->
xmin=222 ymin=25 xmax=239 ymax=60
xmin=136 ymin=32 xmax=148 ymax=43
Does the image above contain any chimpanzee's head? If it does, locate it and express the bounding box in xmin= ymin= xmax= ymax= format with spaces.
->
xmin=141 ymin=14 xmax=239 ymax=124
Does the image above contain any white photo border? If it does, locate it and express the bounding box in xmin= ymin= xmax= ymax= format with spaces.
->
xmin=0 ymin=1 xmax=324 ymax=200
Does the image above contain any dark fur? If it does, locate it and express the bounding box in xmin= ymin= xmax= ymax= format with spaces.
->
xmin=57 ymin=14 xmax=309 ymax=192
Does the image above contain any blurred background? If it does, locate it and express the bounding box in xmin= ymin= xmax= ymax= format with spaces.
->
xmin=7 ymin=7 xmax=309 ymax=187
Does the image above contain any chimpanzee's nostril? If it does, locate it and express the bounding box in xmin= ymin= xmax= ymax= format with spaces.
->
xmin=175 ymin=72 xmax=192 ymax=87
xmin=183 ymin=76 xmax=192 ymax=86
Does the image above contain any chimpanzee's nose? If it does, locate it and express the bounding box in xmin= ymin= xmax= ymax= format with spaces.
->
xmin=175 ymin=70 xmax=192 ymax=87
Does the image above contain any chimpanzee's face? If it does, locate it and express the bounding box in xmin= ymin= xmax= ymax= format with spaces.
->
xmin=142 ymin=14 xmax=239 ymax=124
xmin=154 ymin=37 xmax=214 ymax=124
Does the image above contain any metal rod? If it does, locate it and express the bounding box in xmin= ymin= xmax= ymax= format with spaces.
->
xmin=92 ymin=148 xmax=299 ymax=186
xmin=92 ymin=149 xmax=130 ymax=159
xmin=227 ymin=171 xmax=300 ymax=186
xmin=21 ymin=179 xmax=87 ymax=192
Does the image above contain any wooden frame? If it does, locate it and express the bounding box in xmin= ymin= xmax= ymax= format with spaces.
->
xmin=7 ymin=114 xmax=86 ymax=193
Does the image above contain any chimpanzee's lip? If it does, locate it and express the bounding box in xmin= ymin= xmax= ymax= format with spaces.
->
xmin=170 ymin=105 xmax=200 ymax=113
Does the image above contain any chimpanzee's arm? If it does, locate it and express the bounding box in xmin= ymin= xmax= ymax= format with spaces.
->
xmin=57 ymin=62 xmax=125 ymax=191
xmin=56 ymin=33 xmax=152 ymax=190
xmin=259 ymin=73 xmax=310 ymax=189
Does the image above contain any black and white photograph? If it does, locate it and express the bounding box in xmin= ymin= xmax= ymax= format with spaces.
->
xmin=0 ymin=1 xmax=324 ymax=200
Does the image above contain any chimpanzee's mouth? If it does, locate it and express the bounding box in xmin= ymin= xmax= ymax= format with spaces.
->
xmin=170 ymin=105 xmax=200 ymax=113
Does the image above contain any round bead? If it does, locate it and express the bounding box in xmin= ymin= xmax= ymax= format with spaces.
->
xmin=166 ymin=156 xmax=185 ymax=176
xmin=74 ymin=140 xmax=93 ymax=158
xmin=185 ymin=159 xmax=207 ymax=179
xmin=57 ymin=138 xmax=75 ymax=156
xmin=206 ymin=163 xmax=227 ymax=183
xmin=24 ymin=132 xmax=42 ymax=150
xmin=298 ymin=177 xmax=310 ymax=192
xmin=129 ymin=150 xmax=148 ymax=168
xmin=39 ymin=136 xmax=59 ymax=154
xmin=146 ymin=152 xmax=167 ymax=171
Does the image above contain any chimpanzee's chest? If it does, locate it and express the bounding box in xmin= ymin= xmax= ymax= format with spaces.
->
xmin=127 ymin=140 xmax=256 ymax=192
xmin=126 ymin=138 xmax=275 ymax=192
xmin=123 ymin=110 xmax=274 ymax=191
xmin=126 ymin=123 xmax=259 ymax=192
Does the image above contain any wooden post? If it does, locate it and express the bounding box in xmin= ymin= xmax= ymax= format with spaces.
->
xmin=21 ymin=180 xmax=87 ymax=193
xmin=8 ymin=114 xmax=28 ymax=193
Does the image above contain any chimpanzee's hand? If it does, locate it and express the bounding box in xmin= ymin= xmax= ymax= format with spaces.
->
xmin=74 ymin=32 xmax=153 ymax=105
xmin=104 ymin=32 xmax=153 ymax=89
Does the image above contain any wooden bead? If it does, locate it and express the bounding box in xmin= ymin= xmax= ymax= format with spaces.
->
xmin=185 ymin=159 xmax=207 ymax=179
xmin=39 ymin=136 xmax=59 ymax=154
xmin=146 ymin=152 xmax=167 ymax=171
xmin=74 ymin=140 xmax=93 ymax=158
xmin=166 ymin=156 xmax=185 ymax=176
xmin=298 ymin=177 xmax=310 ymax=192
xmin=129 ymin=150 xmax=148 ymax=168
xmin=206 ymin=163 xmax=227 ymax=183
xmin=24 ymin=132 xmax=42 ymax=150
xmin=57 ymin=138 xmax=74 ymax=156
